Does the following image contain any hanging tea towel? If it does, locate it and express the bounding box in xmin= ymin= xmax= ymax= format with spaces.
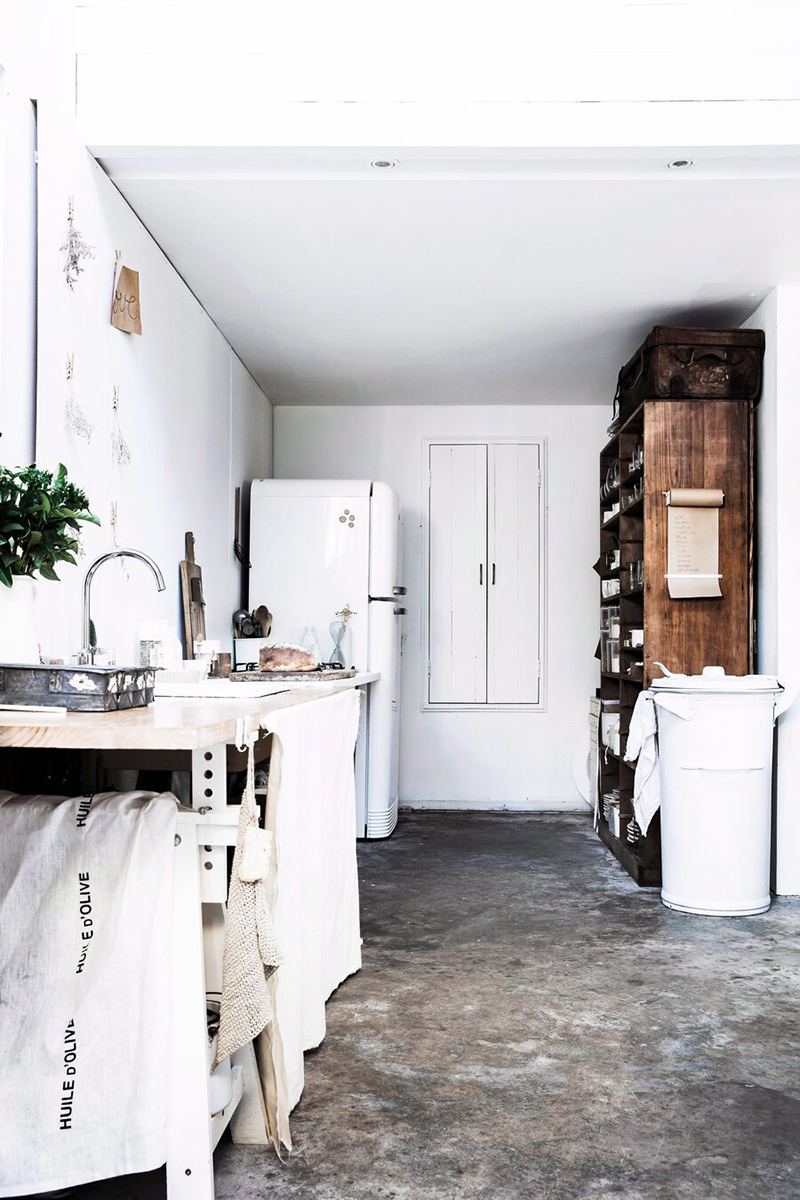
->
xmin=625 ymin=690 xmax=660 ymax=834
xmin=0 ymin=790 xmax=177 ymax=1197
xmin=214 ymin=747 xmax=282 ymax=1069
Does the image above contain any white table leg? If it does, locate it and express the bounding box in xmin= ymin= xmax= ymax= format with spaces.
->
xmin=167 ymin=820 xmax=215 ymax=1199
xmin=193 ymin=745 xmax=228 ymax=904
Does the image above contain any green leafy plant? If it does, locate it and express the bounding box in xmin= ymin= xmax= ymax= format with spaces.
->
xmin=0 ymin=463 xmax=100 ymax=588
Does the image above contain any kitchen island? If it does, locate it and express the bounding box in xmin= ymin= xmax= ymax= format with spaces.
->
xmin=0 ymin=673 xmax=377 ymax=1199
xmin=0 ymin=672 xmax=379 ymax=749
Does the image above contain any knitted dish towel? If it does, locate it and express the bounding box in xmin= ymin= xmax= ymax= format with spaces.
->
xmin=214 ymin=746 xmax=282 ymax=1070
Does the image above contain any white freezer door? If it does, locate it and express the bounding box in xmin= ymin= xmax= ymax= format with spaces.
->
xmin=487 ymin=442 xmax=541 ymax=704
xmin=427 ymin=443 xmax=487 ymax=705
xmin=369 ymin=481 xmax=400 ymax=599
xmin=249 ymin=492 xmax=370 ymax=669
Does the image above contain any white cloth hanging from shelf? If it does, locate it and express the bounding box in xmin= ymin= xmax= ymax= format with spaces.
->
xmin=625 ymin=691 xmax=661 ymax=835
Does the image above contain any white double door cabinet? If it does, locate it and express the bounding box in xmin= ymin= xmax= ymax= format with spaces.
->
xmin=427 ymin=441 xmax=542 ymax=707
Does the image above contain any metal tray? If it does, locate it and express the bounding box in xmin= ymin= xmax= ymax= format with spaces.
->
xmin=0 ymin=664 xmax=156 ymax=711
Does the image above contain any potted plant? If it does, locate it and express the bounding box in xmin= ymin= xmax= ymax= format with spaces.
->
xmin=0 ymin=463 xmax=100 ymax=663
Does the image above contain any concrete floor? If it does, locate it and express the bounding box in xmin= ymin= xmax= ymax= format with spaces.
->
xmin=46 ymin=811 xmax=800 ymax=1199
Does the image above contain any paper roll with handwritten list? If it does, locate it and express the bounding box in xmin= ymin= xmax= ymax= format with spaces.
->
xmin=665 ymin=488 xmax=724 ymax=599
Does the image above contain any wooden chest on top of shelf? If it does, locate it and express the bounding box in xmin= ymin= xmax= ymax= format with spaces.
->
xmin=615 ymin=326 xmax=765 ymax=422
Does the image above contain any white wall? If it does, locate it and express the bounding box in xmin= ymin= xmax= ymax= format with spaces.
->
xmin=744 ymin=287 xmax=800 ymax=895
xmin=275 ymin=404 xmax=607 ymax=809
xmin=0 ymin=70 xmax=37 ymax=464
xmin=0 ymin=2 xmax=273 ymax=665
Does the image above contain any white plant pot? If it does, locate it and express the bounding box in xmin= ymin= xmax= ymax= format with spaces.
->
xmin=0 ymin=576 xmax=40 ymax=664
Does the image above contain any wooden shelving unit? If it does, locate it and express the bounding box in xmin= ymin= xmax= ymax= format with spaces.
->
xmin=596 ymin=398 xmax=754 ymax=887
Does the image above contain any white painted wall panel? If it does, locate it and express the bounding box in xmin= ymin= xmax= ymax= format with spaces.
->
xmin=275 ymin=404 xmax=606 ymax=809
xmin=487 ymin=442 xmax=541 ymax=705
xmin=0 ymin=84 xmax=37 ymax=465
xmin=0 ymin=0 xmax=274 ymax=666
xmin=428 ymin=443 xmax=487 ymax=704
xmin=743 ymin=287 xmax=800 ymax=895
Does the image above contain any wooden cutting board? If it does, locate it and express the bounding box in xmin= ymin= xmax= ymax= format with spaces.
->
xmin=180 ymin=531 xmax=206 ymax=658
xmin=231 ymin=668 xmax=357 ymax=682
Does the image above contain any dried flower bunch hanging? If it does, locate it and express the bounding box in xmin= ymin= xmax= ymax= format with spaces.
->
xmin=111 ymin=386 xmax=132 ymax=467
xmin=64 ymin=354 xmax=94 ymax=443
xmin=60 ymin=196 xmax=95 ymax=290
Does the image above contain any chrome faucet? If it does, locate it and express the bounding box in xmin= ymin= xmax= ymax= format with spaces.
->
xmin=80 ymin=548 xmax=166 ymax=665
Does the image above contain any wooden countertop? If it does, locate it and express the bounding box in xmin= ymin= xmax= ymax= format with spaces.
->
xmin=0 ymin=673 xmax=378 ymax=751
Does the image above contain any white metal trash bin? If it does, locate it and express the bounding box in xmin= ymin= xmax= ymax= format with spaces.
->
xmin=651 ymin=666 xmax=792 ymax=917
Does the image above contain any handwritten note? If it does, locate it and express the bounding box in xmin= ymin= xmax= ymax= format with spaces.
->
xmin=111 ymin=265 xmax=142 ymax=336
xmin=665 ymin=488 xmax=724 ymax=599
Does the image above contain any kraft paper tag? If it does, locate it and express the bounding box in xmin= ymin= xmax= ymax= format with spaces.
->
xmin=665 ymin=488 xmax=724 ymax=599
xmin=111 ymin=265 xmax=142 ymax=335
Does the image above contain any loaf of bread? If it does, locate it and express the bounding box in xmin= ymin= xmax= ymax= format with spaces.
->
xmin=259 ymin=643 xmax=318 ymax=672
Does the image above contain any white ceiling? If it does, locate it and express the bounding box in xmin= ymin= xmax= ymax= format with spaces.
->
xmin=105 ymin=151 xmax=800 ymax=406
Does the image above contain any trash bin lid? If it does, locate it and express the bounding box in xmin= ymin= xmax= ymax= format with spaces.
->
xmin=651 ymin=665 xmax=782 ymax=694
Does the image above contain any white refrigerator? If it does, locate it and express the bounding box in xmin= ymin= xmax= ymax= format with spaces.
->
xmin=249 ymin=479 xmax=404 ymax=838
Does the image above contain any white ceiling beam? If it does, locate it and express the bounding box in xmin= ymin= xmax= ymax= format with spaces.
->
xmin=78 ymin=50 xmax=800 ymax=104
xmin=81 ymin=99 xmax=800 ymax=154
xmin=75 ymin=3 xmax=800 ymax=55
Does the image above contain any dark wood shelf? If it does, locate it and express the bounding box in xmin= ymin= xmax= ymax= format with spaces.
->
xmin=598 ymin=405 xmax=653 ymax=887
xmin=621 ymin=464 xmax=643 ymax=486
xmin=597 ymin=389 xmax=754 ymax=890
xmin=596 ymin=820 xmax=659 ymax=888
xmin=603 ymin=748 xmax=627 ymax=765
xmin=599 ymin=403 xmax=645 ymax=458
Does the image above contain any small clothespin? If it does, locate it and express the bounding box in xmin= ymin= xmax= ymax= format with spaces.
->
xmin=112 ymin=384 xmax=120 ymax=411
xmin=67 ymin=195 xmax=75 ymax=222
xmin=235 ymin=716 xmax=258 ymax=752
xmin=66 ymin=352 xmax=74 ymax=381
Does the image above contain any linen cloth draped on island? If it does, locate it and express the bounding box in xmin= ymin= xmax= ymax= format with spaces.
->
xmin=256 ymin=688 xmax=363 ymax=1153
xmin=0 ymin=790 xmax=177 ymax=1197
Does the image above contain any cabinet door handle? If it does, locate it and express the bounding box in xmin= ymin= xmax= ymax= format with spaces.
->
xmin=492 ymin=563 xmax=496 ymax=585
xmin=479 ymin=564 xmax=483 ymax=585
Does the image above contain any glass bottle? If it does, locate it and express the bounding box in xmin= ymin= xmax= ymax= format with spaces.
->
xmin=299 ymin=626 xmax=322 ymax=660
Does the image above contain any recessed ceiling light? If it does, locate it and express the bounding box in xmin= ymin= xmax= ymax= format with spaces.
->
xmin=667 ymin=158 xmax=694 ymax=170
xmin=370 ymin=158 xmax=399 ymax=170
